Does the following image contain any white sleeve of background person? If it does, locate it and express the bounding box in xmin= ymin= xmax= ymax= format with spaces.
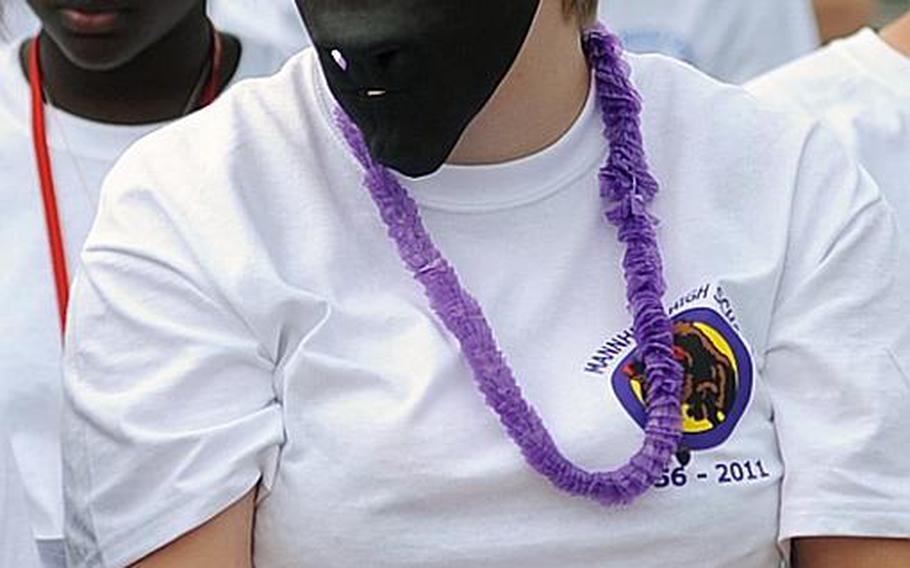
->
xmin=746 ymin=29 xmax=910 ymax=235
xmin=763 ymin=124 xmax=910 ymax=542
xmin=62 ymin=133 xmax=285 ymax=567
xmin=600 ymin=0 xmax=819 ymax=83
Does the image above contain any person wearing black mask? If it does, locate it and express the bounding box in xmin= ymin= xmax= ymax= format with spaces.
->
xmin=61 ymin=1 xmax=910 ymax=566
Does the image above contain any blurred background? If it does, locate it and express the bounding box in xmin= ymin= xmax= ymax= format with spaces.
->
xmin=2 ymin=0 xmax=909 ymax=85
xmin=880 ymin=0 xmax=910 ymax=23
xmin=598 ymin=0 xmax=910 ymax=83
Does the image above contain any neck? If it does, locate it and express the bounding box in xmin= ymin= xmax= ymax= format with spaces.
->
xmin=448 ymin=2 xmax=590 ymax=166
xmin=21 ymin=5 xmax=231 ymax=125
xmin=881 ymin=11 xmax=910 ymax=58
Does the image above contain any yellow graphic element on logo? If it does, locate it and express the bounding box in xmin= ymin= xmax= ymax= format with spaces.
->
xmin=614 ymin=307 xmax=754 ymax=452
xmin=626 ymin=321 xmax=739 ymax=435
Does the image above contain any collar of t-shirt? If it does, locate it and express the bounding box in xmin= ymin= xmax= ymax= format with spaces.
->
xmin=316 ymin=70 xmax=607 ymax=213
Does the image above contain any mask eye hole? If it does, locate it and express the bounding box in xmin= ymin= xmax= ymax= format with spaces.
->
xmin=330 ymin=49 xmax=348 ymax=71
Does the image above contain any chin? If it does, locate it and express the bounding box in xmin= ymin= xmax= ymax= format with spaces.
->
xmin=369 ymin=132 xmax=455 ymax=179
xmin=385 ymin=156 xmax=444 ymax=178
xmin=57 ymin=36 xmax=140 ymax=72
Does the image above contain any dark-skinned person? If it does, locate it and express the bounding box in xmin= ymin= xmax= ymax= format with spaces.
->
xmin=1 ymin=1 xmax=311 ymax=62
xmin=0 ymin=1 xmax=285 ymax=565
xmin=62 ymin=0 xmax=910 ymax=566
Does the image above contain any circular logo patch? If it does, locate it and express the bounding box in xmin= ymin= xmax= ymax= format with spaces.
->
xmin=611 ymin=307 xmax=753 ymax=451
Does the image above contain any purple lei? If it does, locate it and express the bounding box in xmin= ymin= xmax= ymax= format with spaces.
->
xmin=334 ymin=24 xmax=683 ymax=506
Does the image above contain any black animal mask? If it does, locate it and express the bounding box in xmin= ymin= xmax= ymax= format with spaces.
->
xmin=296 ymin=0 xmax=541 ymax=176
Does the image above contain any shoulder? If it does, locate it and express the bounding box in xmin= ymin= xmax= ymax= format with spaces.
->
xmin=744 ymin=29 xmax=910 ymax=181
xmin=745 ymin=30 xmax=895 ymax=112
xmin=629 ymin=51 xmax=813 ymax=142
xmin=106 ymin=47 xmax=342 ymax=200
xmin=627 ymin=52 xmax=819 ymax=184
xmin=230 ymin=36 xmax=296 ymax=83
xmin=624 ymin=52 xmax=876 ymax=239
xmin=93 ymin=47 xmax=355 ymax=273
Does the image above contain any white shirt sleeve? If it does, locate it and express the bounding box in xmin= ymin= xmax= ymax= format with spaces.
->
xmin=63 ymin=150 xmax=284 ymax=567
xmin=765 ymin=124 xmax=910 ymax=542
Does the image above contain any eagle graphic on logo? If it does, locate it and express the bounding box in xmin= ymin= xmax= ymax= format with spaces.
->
xmin=612 ymin=307 xmax=753 ymax=456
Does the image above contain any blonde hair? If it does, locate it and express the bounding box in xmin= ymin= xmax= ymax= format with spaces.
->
xmin=563 ymin=0 xmax=598 ymax=27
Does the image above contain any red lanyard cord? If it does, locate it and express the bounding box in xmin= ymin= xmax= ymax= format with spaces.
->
xmin=28 ymin=28 xmax=225 ymax=337
xmin=29 ymin=38 xmax=70 ymax=336
xmin=200 ymin=27 xmax=224 ymax=108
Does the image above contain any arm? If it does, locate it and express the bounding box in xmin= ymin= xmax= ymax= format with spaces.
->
xmin=795 ymin=538 xmax=910 ymax=568
xmin=796 ymin=20 xmax=910 ymax=566
xmin=63 ymin=140 xmax=283 ymax=565
xmin=760 ymin=125 xmax=910 ymax=553
xmin=812 ymin=0 xmax=875 ymax=42
xmin=132 ymin=490 xmax=256 ymax=568
xmin=881 ymin=10 xmax=910 ymax=56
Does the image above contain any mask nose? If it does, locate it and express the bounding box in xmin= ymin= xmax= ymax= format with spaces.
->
xmin=327 ymin=44 xmax=411 ymax=88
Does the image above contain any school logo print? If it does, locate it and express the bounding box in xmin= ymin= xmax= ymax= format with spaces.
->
xmin=612 ymin=307 xmax=753 ymax=452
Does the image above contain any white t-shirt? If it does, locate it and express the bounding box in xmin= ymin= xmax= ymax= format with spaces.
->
xmin=601 ymin=0 xmax=820 ymax=83
xmin=747 ymin=29 xmax=910 ymax=230
xmin=63 ymin=50 xmax=910 ymax=567
xmin=0 ymin=2 xmax=37 ymax=45
xmin=0 ymin=39 xmax=287 ymax=561
xmin=0 ymin=421 xmax=41 ymax=568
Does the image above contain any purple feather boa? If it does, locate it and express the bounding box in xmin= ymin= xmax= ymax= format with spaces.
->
xmin=334 ymin=24 xmax=683 ymax=506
